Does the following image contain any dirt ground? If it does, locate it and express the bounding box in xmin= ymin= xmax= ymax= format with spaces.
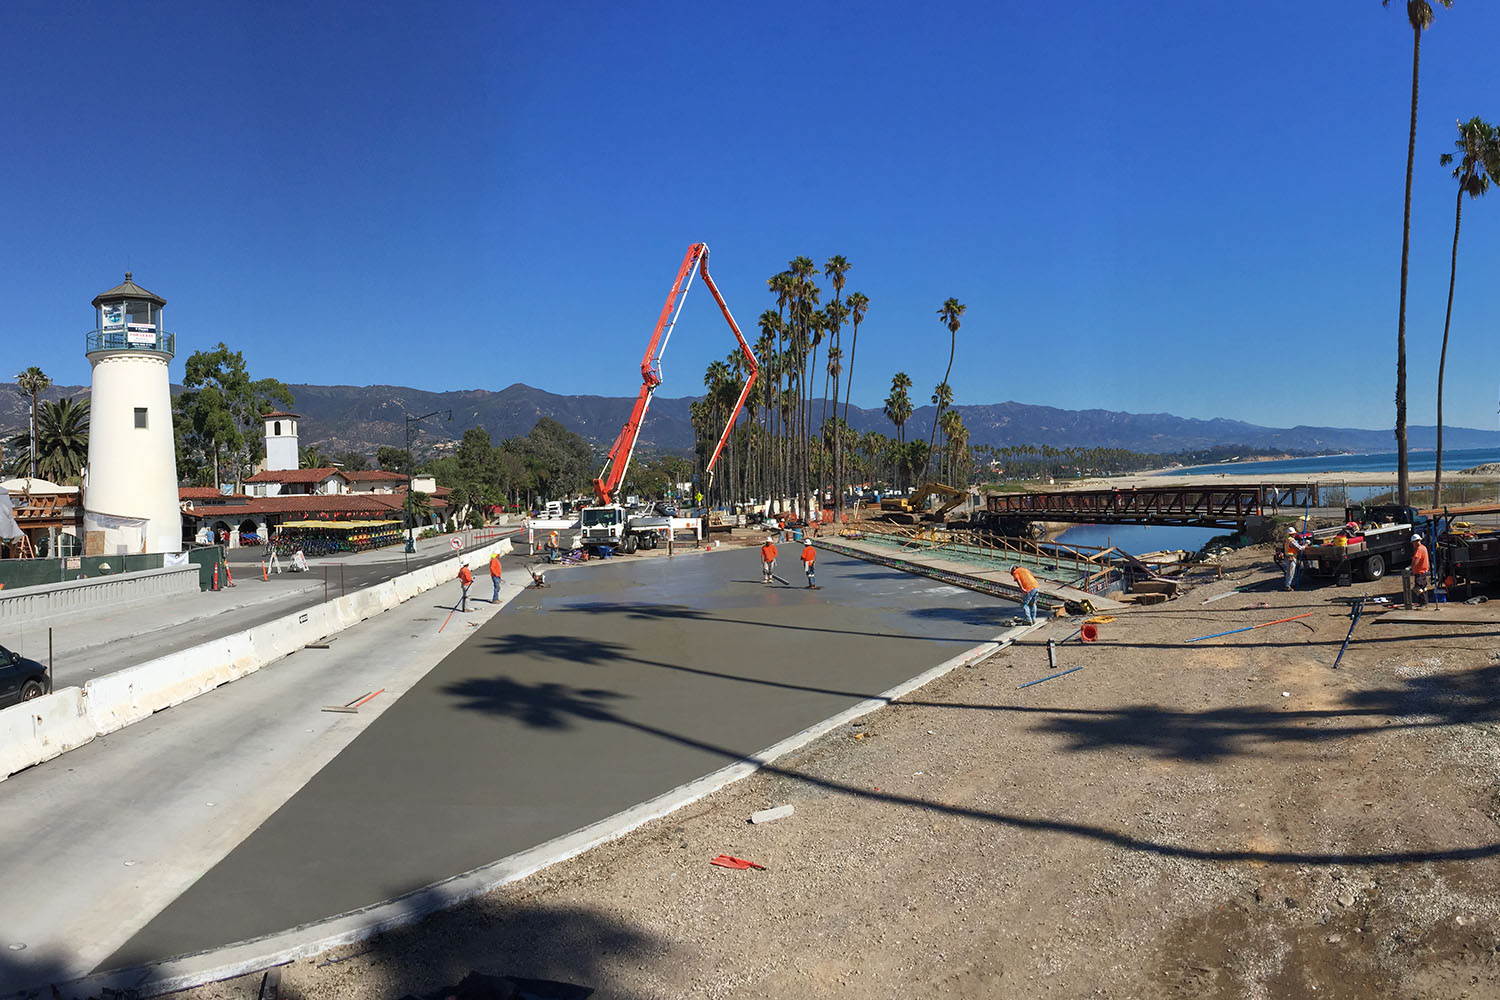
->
xmin=170 ymin=543 xmax=1500 ymax=1000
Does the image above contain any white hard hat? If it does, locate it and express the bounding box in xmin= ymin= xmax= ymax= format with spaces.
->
xmin=1286 ymin=526 xmax=1295 ymax=533
xmin=1410 ymin=534 xmax=1421 ymax=542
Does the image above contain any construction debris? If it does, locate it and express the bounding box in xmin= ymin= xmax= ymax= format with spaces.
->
xmin=750 ymin=804 xmax=795 ymax=825
xmin=1018 ymin=666 xmax=1084 ymax=689
xmin=1186 ymin=613 xmax=1315 ymax=643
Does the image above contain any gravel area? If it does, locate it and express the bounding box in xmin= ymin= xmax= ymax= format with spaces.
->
xmin=164 ymin=545 xmax=1500 ymax=1000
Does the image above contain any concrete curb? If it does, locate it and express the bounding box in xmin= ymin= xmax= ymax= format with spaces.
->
xmin=59 ymin=621 xmax=1034 ymax=999
xmin=0 ymin=535 xmax=513 ymax=782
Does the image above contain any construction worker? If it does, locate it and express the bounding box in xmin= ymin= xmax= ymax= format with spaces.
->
xmin=1283 ymin=526 xmax=1306 ymax=591
xmin=489 ymin=551 xmax=503 ymax=602
xmin=801 ymin=539 xmax=817 ymax=588
xmin=760 ymin=537 xmax=779 ymax=584
xmin=1410 ymin=534 xmax=1431 ymax=608
xmin=457 ymin=560 xmax=473 ymax=612
xmin=1011 ymin=564 xmax=1041 ymax=624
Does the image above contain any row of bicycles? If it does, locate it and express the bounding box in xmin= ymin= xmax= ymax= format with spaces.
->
xmin=270 ymin=536 xmax=352 ymax=558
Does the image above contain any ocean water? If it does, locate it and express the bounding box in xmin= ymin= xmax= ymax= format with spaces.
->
xmin=1055 ymin=523 xmax=1227 ymax=554
xmin=1163 ymin=447 xmax=1500 ymax=478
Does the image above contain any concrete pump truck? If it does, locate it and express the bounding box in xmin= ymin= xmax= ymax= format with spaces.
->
xmin=579 ymin=243 xmax=758 ymax=554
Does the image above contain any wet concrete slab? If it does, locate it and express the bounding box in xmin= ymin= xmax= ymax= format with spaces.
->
xmin=105 ymin=547 xmax=1010 ymax=969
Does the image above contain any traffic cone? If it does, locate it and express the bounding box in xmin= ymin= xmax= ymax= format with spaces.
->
xmin=224 ymin=560 xmax=235 ymax=587
xmin=212 ymin=561 xmax=220 ymax=591
xmin=261 ymin=560 xmax=267 ymax=581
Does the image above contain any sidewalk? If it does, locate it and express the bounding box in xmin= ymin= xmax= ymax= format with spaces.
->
xmin=5 ymin=527 xmax=518 ymax=691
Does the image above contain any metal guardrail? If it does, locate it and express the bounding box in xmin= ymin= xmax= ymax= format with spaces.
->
xmin=85 ymin=329 xmax=176 ymax=356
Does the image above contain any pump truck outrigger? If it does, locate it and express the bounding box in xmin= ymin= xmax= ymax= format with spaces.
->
xmin=580 ymin=243 xmax=758 ymax=555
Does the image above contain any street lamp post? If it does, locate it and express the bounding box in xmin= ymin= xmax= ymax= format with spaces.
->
xmin=403 ymin=409 xmax=452 ymax=554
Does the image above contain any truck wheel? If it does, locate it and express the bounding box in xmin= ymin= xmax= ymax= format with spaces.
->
xmin=1363 ymin=554 xmax=1385 ymax=581
xmin=643 ymin=533 xmax=657 ymax=550
xmin=623 ymin=534 xmax=638 ymax=554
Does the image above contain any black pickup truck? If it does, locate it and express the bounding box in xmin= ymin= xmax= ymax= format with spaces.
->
xmin=1298 ymin=503 xmax=1429 ymax=582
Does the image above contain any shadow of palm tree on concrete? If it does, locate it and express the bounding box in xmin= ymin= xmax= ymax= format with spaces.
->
xmin=445 ymin=640 xmax=1500 ymax=868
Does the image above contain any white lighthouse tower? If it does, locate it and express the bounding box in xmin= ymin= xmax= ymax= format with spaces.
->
xmin=83 ymin=273 xmax=182 ymax=554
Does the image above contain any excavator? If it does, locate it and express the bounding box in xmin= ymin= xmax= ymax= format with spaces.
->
xmin=877 ymin=481 xmax=969 ymax=526
xmin=579 ymin=243 xmax=758 ymax=554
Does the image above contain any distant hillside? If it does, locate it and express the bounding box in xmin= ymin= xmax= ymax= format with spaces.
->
xmin=3 ymin=381 xmax=1498 ymax=458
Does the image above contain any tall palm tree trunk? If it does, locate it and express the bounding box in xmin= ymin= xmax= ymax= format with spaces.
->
xmin=1395 ymin=23 xmax=1422 ymax=507
xmin=839 ymin=329 xmax=860 ymax=514
xmin=1434 ymin=183 xmax=1465 ymax=508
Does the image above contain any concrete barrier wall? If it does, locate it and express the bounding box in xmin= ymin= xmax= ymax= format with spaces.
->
xmin=0 ymin=534 xmax=513 ymax=781
xmin=0 ymin=688 xmax=95 ymax=777
xmin=0 ymin=566 xmax=200 ymax=630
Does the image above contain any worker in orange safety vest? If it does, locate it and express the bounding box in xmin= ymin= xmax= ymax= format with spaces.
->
xmin=760 ymin=539 xmax=779 ymax=584
xmin=457 ymin=561 xmax=473 ymax=612
xmin=1011 ymin=565 xmax=1040 ymax=624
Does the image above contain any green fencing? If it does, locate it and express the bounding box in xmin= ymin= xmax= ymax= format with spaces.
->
xmin=0 ymin=546 xmax=226 ymax=593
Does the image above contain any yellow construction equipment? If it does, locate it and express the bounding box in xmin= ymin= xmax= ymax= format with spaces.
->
xmin=878 ymin=482 xmax=968 ymax=525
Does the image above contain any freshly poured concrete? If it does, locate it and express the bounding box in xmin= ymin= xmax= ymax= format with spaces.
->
xmin=105 ymin=547 xmax=1010 ymax=969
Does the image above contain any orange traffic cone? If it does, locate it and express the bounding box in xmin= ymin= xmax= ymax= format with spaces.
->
xmin=212 ymin=561 xmax=220 ymax=591
xmin=224 ymin=560 xmax=234 ymax=587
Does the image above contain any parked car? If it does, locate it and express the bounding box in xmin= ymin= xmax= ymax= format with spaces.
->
xmin=0 ymin=644 xmax=49 ymax=709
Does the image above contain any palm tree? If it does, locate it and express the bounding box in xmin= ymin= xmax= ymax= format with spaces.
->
xmin=14 ymin=366 xmax=52 ymax=479
xmin=1386 ymin=0 xmax=1452 ymax=506
xmin=1434 ymin=116 xmax=1499 ymax=507
xmin=838 ymin=292 xmax=869 ymax=511
xmin=928 ymin=382 xmax=954 ymax=479
xmin=940 ymin=406 xmax=964 ymax=484
xmin=300 ymin=444 xmax=329 ymax=469
xmin=6 ymin=397 xmax=89 ymax=482
xmin=927 ymin=299 xmax=966 ymax=476
xmin=884 ymin=373 xmax=914 ymax=490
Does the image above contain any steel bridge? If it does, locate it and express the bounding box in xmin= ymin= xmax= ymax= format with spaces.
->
xmin=983 ymin=483 xmax=1321 ymax=529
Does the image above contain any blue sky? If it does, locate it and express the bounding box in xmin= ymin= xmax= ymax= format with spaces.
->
xmin=5 ymin=2 xmax=1500 ymax=433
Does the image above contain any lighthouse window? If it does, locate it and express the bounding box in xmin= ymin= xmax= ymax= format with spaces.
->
xmin=125 ymin=300 xmax=156 ymax=330
xmin=134 ymin=407 xmax=148 ymax=429
xmin=274 ymin=421 xmax=281 ymax=436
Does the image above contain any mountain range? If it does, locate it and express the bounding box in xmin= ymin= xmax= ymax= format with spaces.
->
xmin=3 ymin=381 xmax=1499 ymax=459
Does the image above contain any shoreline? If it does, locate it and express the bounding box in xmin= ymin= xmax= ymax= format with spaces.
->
xmin=1069 ymin=467 xmax=1500 ymax=489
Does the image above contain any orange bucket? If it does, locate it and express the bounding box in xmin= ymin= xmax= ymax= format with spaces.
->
xmin=1080 ymin=623 xmax=1100 ymax=643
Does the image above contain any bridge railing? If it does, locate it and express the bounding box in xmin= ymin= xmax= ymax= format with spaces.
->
xmin=984 ymin=483 xmax=1320 ymax=525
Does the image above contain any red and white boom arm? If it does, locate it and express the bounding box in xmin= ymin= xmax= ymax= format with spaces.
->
xmin=593 ymin=243 xmax=759 ymax=506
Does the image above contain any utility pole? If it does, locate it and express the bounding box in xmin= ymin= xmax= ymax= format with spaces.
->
xmin=403 ymin=409 xmax=451 ymax=554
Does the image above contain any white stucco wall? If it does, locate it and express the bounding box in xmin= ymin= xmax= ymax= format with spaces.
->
xmin=83 ymin=352 xmax=182 ymax=553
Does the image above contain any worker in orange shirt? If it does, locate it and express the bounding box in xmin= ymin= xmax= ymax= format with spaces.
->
xmin=760 ymin=538 xmax=779 ymax=584
xmin=801 ymin=540 xmax=817 ymax=588
xmin=1011 ymin=564 xmax=1041 ymax=624
xmin=457 ymin=560 xmax=473 ymax=612
xmin=489 ymin=551 xmax=503 ymax=603
xmin=1409 ymin=534 xmax=1431 ymax=608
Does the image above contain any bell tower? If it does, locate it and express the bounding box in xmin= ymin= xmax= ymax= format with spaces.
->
xmin=263 ymin=411 xmax=301 ymax=472
xmin=83 ymin=272 xmax=182 ymax=554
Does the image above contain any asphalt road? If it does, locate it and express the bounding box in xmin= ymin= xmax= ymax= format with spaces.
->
xmin=104 ymin=546 xmax=1010 ymax=968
